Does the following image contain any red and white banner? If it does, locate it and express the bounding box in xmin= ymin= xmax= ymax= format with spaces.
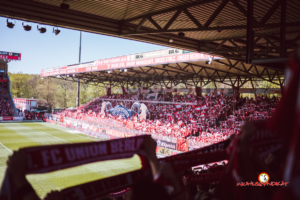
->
xmin=23 ymin=135 xmax=149 ymax=174
xmin=41 ymin=53 xmax=220 ymax=77
xmin=0 ymin=117 xmax=13 ymax=121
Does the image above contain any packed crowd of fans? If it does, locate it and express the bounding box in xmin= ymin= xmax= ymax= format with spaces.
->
xmin=0 ymin=82 xmax=14 ymax=116
xmin=58 ymin=92 xmax=279 ymax=148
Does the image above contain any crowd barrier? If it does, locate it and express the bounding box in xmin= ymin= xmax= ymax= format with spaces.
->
xmin=47 ymin=113 xmax=217 ymax=153
xmin=45 ymin=116 xmax=207 ymax=153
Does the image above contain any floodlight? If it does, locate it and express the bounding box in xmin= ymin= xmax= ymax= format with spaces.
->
xmin=22 ymin=22 xmax=31 ymax=31
xmin=169 ymin=38 xmax=173 ymax=43
xmin=53 ymin=27 xmax=60 ymax=35
xmin=124 ymin=69 xmax=127 ymax=72
xmin=37 ymin=25 xmax=46 ymax=33
xmin=41 ymin=77 xmax=44 ymax=80
xmin=6 ymin=19 xmax=15 ymax=28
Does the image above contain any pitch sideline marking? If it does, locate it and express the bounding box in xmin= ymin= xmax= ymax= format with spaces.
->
xmin=40 ymin=123 xmax=99 ymax=141
xmin=71 ymin=133 xmax=100 ymax=141
xmin=40 ymin=132 xmax=72 ymax=144
xmin=0 ymin=142 xmax=13 ymax=153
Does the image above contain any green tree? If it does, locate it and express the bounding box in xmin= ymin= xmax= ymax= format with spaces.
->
xmin=36 ymin=77 xmax=57 ymax=110
xmin=9 ymin=72 xmax=31 ymax=98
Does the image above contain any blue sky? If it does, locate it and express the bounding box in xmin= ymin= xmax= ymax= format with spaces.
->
xmin=0 ymin=17 xmax=166 ymax=74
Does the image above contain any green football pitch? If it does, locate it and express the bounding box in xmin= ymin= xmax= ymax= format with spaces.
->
xmin=0 ymin=122 xmax=141 ymax=198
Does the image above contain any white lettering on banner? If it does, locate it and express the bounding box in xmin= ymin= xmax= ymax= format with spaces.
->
xmin=166 ymin=56 xmax=176 ymax=62
xmin=111 ymin=63 xmax=119 ymax=68
xmin=177 ymin=54 xmax=190 ymax=61
xmin=111 ymin=141 xmax=118 ymax=153
xmin=98 ymin=143 xmax=108 ymax=155
xmin=65 ymin=148 xmax=76 ymax=161
xmin=64 ymin=143 xmax=108 ymax=161
xmin=155 ymin=57 xmax=165 ymax=63
xmin=126 ymin=61 xmax=135 ymax=67
xmin=89 ymin=145 xmax=98 ymax=156
xmin=110 ymin=139 xmax=137 ymax=153
xmin=190 ymin=53 xmax=207 ymax=60
xmin=67 ymin=69 xmax=76 ymax=73
xmin=41 ymin=149 xmax=63 ymax=166
xmin=41 ymin=150 xmax=51 ymax=166
xmin=136 ymin=59 xmax=154 ymax=65
xmin=84 ymin=146 xmax=91 ymax=157
xmin=50 ymin=149 xmax=62 ymax=164
xmin=95 ymin=57 xmax=127 ymax=65
xmin=92 ymin=66 xmax=97 ymax=70
xmin=75 ymin=147 xmax=85 ymax=159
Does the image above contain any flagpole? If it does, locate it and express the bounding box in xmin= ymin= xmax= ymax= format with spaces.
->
xmin=76 ymin=31 xmax=82 ymax=108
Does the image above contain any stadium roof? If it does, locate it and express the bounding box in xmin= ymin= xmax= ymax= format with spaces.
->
xmin=40 ymin=48 xmax=284 ymax=88
xmin=1 ymin=0 xmax=299 ymax=69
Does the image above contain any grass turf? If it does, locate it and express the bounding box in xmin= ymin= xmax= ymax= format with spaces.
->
xmin=0 ymin=122 xmax=141 ymax=198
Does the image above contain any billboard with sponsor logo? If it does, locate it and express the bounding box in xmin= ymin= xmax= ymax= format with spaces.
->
xmin=155 ymin=139 xmax=177 ymax=150
xmin=156 ymin=146 xmax=182 ymax=156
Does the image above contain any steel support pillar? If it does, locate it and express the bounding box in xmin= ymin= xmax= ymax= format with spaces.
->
xmin=76 ymin=78 xmax=80 ymax=107
xmin=237 ymin=75 xmax=240 ymax=90
xmin=76 ymin=31 xmax=82 ymax=108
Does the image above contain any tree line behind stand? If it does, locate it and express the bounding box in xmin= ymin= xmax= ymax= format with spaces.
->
xmin=8 ymin=72 xmax=280 ymax=111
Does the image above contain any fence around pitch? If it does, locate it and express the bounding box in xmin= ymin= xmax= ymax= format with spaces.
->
xmin=47 ymin=115 xmax=210 ymax=152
